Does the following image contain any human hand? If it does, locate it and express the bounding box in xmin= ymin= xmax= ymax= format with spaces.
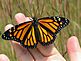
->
xmin=0 ymin=13 xmax=81 ymax=61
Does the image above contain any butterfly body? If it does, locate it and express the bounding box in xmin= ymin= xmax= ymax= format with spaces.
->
xmin=2 ymin=16 xmax=69 ymax=48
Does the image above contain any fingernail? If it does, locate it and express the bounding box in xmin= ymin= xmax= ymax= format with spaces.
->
xmin=5 ymin=24 xmax=14 ymax=31
xmin=15 ymin=13 xmax=26 ymax=23
xmin=0 ymin=54 xmax=10 ymax=61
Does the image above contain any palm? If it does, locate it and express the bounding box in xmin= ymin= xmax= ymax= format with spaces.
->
xmin=13 ymin=43 xmax=65 ymax=61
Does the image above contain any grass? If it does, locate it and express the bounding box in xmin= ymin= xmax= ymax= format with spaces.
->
xmin=0 ymin=0 xmax=81 ymax=61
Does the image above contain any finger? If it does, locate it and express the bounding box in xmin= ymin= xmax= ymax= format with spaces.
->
xmin=29 ymin=46 xmax=66 ymax=61
xmin=5 ymin=24 xmax=14 ymax=31
xmin=37 ymin=43 xmax=64 ymax=57
xmin=15 ymin=13 xmax=26 ymax=24
xmin=67 ymin=36 xmax=81 ymax=61
xmin=37 ymin=44 xmax=65 ymax=61
xmin=11 ymin=42 xmax=34 ymax=61
xmin=43 ymin=54 xmax=66 ymax=61
xmin=15 ymin=13 xmax=31 ymax=24
xmin=0 ymin=54 xmax=10 ymax=61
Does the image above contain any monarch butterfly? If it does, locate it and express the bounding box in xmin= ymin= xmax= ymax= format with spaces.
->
xmin=2 ymin=16 xmax=69 ymax=48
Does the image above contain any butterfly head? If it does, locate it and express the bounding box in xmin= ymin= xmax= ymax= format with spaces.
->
xmin=32 ymin=17 xmax=38 ymax=22
xmin=32 ymin=17 xmax=38 ymax=26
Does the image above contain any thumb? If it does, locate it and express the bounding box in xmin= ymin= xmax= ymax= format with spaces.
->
xmin=67 ymin=36 xmax=81 ymax=61
xmin=0 ymin=54 xmax=10 ymax=61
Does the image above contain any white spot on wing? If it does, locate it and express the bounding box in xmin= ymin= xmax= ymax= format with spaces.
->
xmin=57 ymin=16 xmax=59 ymax=19
xmin=58 ymin=18 xmax=61 ymax=21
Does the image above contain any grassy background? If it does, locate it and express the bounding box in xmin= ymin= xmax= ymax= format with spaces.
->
xmin=0 ymin=0 xmax=81 ymax=61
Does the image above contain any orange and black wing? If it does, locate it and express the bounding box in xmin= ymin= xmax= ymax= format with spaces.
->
xmin=38 ymin=24 xmax=56 ymax=46
xmin=2 ymin=21 xmax=38 ymax=48
xmin=38 ymin=16 xmax=69 ymax=45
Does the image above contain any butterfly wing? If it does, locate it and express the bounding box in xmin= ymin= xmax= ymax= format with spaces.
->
xmin=38 ymin=16 xmax=69 ymax=45
xmin=38 ymin=24 xmax=56 ymax=46
xmin=2 ymin=21 xmax=38 ymax=48
xmin=2 ymin=16 xmax=69 ymax=48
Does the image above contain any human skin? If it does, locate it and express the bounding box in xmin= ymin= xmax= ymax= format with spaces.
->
xmin=0 ymin=13 xmax=81 ymax=61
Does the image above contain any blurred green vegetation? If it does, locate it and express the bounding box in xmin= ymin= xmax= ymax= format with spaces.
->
xmin=0 ymin=0 xmax=81 ymax=61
